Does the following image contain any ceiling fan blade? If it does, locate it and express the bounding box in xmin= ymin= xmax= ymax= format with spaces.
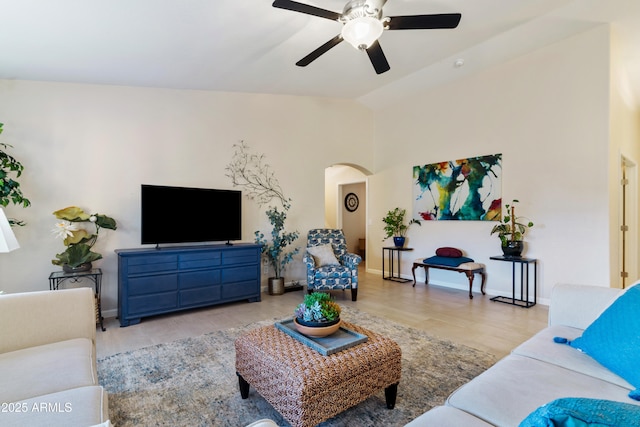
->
xmin=366 ymin=41 xmax=390 ymax=75
xmin=272 ymin=0 xmax=341 ymax=21
xmin=296 ymin=35 xmax=343 ymax=67
xmin=386 ymin=13 xmax=461 ymax=30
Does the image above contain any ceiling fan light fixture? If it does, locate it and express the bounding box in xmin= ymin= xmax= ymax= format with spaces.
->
xmin=341 ymin=16 xmax=383 ymax=50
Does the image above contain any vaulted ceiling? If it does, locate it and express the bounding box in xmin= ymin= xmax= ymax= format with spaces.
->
xmin=1 ymin=0 xmax=639 ymax=107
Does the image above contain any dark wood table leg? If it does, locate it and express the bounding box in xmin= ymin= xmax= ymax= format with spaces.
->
xmin=237 ymin=372 xmax=250 ymax=399
xmin=385 ymin=382 xmax=399 ymax=409
xmin=464 ymin=271 xmax=475 ymax=299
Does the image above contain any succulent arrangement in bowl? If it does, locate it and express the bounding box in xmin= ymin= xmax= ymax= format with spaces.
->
xmin=293 ymin=292 xmax=342 ymax=337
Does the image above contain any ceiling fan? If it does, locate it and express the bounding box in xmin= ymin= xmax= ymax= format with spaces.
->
xmin=272 ymin=0 xmax=461 ymax=74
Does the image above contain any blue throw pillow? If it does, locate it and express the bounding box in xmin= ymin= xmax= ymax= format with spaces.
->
xmin=519 ymin=397 xmax=640 ymax=427
xmin=569 ymin=285 xmax=640 ymax=400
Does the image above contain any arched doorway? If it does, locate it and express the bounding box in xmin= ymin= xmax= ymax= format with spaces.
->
xmin=325 ymin=164 xmax=371 ymax=263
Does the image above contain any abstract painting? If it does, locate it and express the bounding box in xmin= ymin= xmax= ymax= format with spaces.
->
xmin=413 ymin=153 xmax=502 ymax=221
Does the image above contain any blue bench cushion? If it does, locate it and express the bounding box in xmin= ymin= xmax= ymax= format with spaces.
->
xmin=423 ymin=256 xmax=474 ymax=267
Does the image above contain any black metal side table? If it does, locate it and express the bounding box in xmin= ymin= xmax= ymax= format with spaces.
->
xmin=489 ymin=256 xmax=537 ymax=308
xmin=382 ymin=247 xmax=414 ymax=283
xmin=49 ymin=268 xmax=105 ymax=330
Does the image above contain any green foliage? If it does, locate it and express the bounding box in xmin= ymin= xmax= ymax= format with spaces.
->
xmin=0 ymin=123 xmax=31 ymax=225
xmin=382 ymin=207 xmax=421 ymax=240
xmin=51 ymin=206 xmax=117 ymax=268
xmin=294 ymin=292 xmax=341 ymax=322
xmin=490 ymin=199 xmax=534 ymax=245
xmin=52 ymin=243 xmax=102 ymax=267
xmin=254 ymin=206 xmax=299 ymax=279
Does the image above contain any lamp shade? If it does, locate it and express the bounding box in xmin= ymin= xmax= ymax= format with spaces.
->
xmin=341 ymin=16 xmax=384 ymax=50
xmin=0 ymin=208 xmax=19 ymax=252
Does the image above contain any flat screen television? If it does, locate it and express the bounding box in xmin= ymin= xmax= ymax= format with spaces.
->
xmin=141 ymin=184 xmax=241 ymax=245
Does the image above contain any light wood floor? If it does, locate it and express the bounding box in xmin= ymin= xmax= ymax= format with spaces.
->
xmin=96 ymin=265 xmax=549 ymax=359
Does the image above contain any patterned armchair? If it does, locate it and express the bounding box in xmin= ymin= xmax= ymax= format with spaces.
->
xmin=303 ymin=229 xmax=362 ymax=301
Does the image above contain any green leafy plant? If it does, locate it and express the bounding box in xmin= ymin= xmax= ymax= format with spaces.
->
xmin=294 ymin=292 xmax=341 ymax=322
xmin=0 ymin=123 xmax=31 ymax=226
xmin=490 ymin=199 xmax=534 ymax=245
xmin=382 ymin=207 xmax=421 ymax=240
xmin=255 ymin=207 xmax=299 ymax=279
xmin=51 ymin=206 xmax=117 ymax=268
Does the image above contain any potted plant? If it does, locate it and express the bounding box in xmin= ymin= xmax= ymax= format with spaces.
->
xmin=293 ymin=292 xmax=342 ymax=337
xmin=0 ymin=122 xmax=31 ymax=226
xmin=490 ymin=199 xmax=534 ymax=257
xmin=51 ymin=206 xmax=117 ymax=272
xmin=382 ymin=207 xmax=421 ymax=247
xmin=254 ymin=206 xmax=300 ymax=295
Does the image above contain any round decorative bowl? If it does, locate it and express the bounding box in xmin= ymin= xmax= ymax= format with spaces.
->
xmin=293 ymin=317 xmax=341 ymax=338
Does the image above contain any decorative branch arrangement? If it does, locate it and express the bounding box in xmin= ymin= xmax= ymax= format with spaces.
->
xmin=225 ymin=141 xmax=289 ymax=209
xmin=226 ymin=141 xmax=299 ymax=279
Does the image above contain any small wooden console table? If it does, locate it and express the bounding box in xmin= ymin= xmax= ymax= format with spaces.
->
xmin=489 ymin=255 xmax=537 ymax=308
xmin=382 ymin=247 xmax=413 ymax=283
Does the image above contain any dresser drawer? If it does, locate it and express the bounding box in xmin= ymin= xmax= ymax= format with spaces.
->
xmin=128 ymin=273 xmax=178 ymax=296
xmin=179 ymin=251 xmax=221 ymax=269
xmin=222 ymin=248 xmax=260 ymax=266
xmin=180 ymin=270 xmax=221 ymax=289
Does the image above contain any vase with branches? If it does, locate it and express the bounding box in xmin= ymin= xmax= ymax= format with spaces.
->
xmin=226 ymin=141 xmax=300 ymax=292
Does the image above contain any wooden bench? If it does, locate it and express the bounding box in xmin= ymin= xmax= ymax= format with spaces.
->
xmin=412 ymin=258 xmax=486 ymax=299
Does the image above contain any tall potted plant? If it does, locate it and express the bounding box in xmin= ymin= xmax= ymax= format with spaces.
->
xmin=382 ymin=207 xmax=421 ymax=247
xmin=254 ymin=206 xmax=300 ymax=294
xmin=490 ymin=199 xmax=534 ymax=257
xmin=0 ymin=122 xmax=31 ymax=226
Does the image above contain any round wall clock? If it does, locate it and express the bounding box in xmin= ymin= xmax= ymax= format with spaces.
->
xmin=344 ymin=193 xmax=359 ymax=212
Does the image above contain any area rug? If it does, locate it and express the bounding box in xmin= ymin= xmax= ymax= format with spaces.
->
xmin=97 ymin=308 xmax=497 ymax=426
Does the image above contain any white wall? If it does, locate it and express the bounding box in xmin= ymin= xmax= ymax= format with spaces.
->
xmin=0 ymin=80 xmax=373 ymax=314
xmin=609 ymin=28 xmax=640 ymax=288
xmin=368 ymin=26 xmax=615 ymax=302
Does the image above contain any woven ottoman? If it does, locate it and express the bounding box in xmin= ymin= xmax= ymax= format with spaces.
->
xmin=235 ymin=321 xmax=402 ymax=427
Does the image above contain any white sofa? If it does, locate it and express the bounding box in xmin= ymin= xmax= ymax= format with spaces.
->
xmin=406 ymin=282 xmax=640 ymax=426
xmin=0 ymin=288 xmax=110 ymax=427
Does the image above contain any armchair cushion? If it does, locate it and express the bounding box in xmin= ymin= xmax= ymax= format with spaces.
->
xmin=307 ymin=244 xmax=340 ymax=267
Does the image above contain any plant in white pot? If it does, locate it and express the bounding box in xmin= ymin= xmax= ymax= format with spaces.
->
xmin=490 ymin=199 xmax=534 ymax=257
xmin=382 ymin=207 xmax=421 ymax=247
